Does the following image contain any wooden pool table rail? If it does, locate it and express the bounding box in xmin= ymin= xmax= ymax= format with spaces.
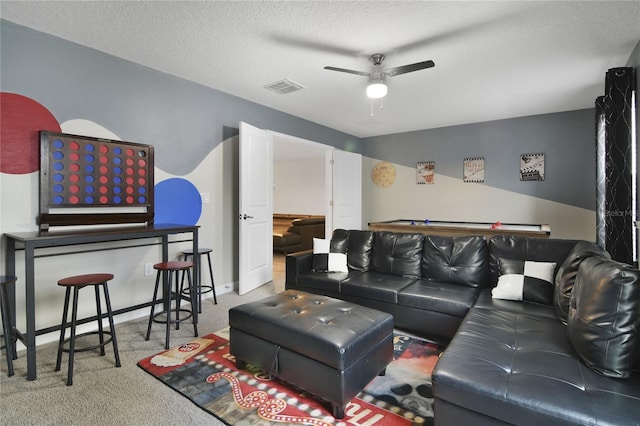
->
xmin=368 ymin=220 xmax=551 ymax=239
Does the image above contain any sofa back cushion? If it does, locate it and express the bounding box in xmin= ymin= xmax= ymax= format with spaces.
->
xmin=488 ymin=235 xmax=580 ymax=286
xmin=372 ymin=231 xmax=424 ymax=278
xmin=568 ymin=256 xmax=640 ymax=379
xmin=330 ymin=229 xmax=374 ymax=272
xmin=554 ymin=241 xmax=610 ymax=324
xmin=421 ymin=235 xmax=488 ymax=287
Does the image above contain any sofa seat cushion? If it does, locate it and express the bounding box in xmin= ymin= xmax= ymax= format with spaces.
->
xmin=341 ymin=272 xmax=417 ymax=303
xmin=398 ymin=281 xmax=480 ymax=318
xmin=296 ymin=271 xmax=356 ymax=294
xmin=432 ymin=308 xmax=640 ymax=426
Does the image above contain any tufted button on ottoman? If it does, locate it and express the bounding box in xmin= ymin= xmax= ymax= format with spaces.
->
xmin=229 ymin=290 xmax=394 ymax=419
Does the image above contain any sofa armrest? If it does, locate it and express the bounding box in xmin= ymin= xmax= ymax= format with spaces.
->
xmin=285 ymin=249 xmax=313 ymax=289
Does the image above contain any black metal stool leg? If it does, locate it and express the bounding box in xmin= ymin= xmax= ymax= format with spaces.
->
xmin=55 ymin=287 xmax=72 ymax=373
xmin=145 ymin=271 xmax=162 ymax=341
xmin=206 ymin=253 xmax=217 ymax=305
xmin=164 ymin=270 xmax=172 ymax=349
xmin=185 ymin=269 xmax=198 ymax=338
xmin=0 ymin=282 xmax=15 ymax=377
xmin=101 ymin=283 xmax=121 ymax=367
xmin=181 ymin=253 xmax=203 ymax=313
xmin=66 ymin=286 xmax=80 ymax=386
xmin=173 ymin=270 xmax=180 ymax=331
xmin=94 ymin=285 xmax=105 ymax=356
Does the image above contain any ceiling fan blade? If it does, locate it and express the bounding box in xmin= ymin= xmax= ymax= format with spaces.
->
xmin=385 ymin=60 xmax=435 ymax=77
xmin=323 ymin=66 xmax=371 ymax=77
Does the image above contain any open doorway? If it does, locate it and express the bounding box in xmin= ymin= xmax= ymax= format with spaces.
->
xmin=238 ymin=123 xmax=361 ymax=294
xmin=272 ymin=135 xmax=330 ymax=292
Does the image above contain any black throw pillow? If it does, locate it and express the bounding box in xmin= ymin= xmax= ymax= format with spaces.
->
xmin=568 ymin=256 xmax=640 ymax=379
xmin=492 ymin=258 xmax=556 ymax=305
xmin=554 ymin=241 xmax=610 ymax=324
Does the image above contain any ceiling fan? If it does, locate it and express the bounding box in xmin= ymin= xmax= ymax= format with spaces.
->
xmin=324 ymin=54 xmax=435 ymax=99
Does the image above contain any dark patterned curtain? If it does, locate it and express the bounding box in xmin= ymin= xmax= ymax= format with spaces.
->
xmin=596 ymin=67 xmax=637 ymax=265
xmin=595 ymin=96 xmax=607 ymax=249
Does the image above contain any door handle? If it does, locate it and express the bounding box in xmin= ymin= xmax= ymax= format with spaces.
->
xmin=240 ymin=214 xmax=254 ymax=220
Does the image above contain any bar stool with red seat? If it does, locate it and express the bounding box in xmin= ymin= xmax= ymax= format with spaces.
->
xmin=145 ymin=261 xmax=198 ymax=349
xmin=180 ymin=248 xmax=217 ymax=313
xmin=1 ymin=275 xmax=19 ymax=377
xmin=55 ymin=273 xmax=121 ymax=386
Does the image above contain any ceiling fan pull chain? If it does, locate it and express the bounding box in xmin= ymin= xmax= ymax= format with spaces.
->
xmin=380 ymin=97 xmax=384 ymax=110
xmin=370 ymin=98 xmax=374 ymax=116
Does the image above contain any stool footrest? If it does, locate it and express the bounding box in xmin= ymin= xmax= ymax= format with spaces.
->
xmin=151 ymin=309 xmax=194 ymax=325
xmin=60 ymin=331 xmax=114 ymax=353
xmin=181 ymin=286 xmax=214 ymax=295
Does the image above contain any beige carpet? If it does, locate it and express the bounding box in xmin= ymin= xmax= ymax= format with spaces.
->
xmin=0 ymin=256 xmax=286 ymax=425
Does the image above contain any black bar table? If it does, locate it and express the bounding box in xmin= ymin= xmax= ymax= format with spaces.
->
xmin=3 ymin=223 xmax=199 ymax=380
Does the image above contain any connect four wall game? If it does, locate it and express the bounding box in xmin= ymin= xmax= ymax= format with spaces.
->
xmin=39 ymin=131 xmax=155 ymax=230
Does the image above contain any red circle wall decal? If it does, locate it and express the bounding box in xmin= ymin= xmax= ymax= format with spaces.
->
xmin=0 ymin=93 xmax=61 ymax=174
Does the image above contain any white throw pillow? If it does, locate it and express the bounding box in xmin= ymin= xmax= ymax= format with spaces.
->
xmin=492 ymin=260 xmax=556 ymax=305
xmin=312 ymin=238 xmax=348 ymax=272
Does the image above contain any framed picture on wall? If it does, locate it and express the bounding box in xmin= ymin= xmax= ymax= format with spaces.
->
xmin=520 ymin=153 xmax=545 ymax=181
xmin=463 ymin=157 xmax=484 ymax=182
xmin=416 ymin=161 xmax=435 ymax=184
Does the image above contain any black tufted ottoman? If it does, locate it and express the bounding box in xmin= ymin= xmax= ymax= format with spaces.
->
xmin=228 ymin=290 xmax=394 ymax=418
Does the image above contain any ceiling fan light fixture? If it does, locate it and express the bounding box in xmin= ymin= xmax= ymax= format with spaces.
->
xmin=367 ymin=79 xmax=387 ymax=99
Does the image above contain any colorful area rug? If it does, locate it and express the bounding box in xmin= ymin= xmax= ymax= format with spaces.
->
xmin=138 ymin=329 xmax=443 ymax=425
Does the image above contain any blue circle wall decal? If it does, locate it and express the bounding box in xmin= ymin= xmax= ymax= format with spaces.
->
xmin=154 ymin=178 xmax=202 ymax=225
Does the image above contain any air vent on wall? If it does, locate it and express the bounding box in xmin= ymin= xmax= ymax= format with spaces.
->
xmin=264 ymin=79 xmax=306 ymax=94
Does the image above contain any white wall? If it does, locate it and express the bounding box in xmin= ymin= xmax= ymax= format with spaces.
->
xmin=362 ymin=157 xmax=596 ymax=241
xmin=273 ymin=158 xmax=325 ymax=215
xmin=1 ymin=129 xmax=237 ymax=349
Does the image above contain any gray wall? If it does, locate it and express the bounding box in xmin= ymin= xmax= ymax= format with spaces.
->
xmin=0 ymin=21 xmax=363 ymax=344
xmin=0 ymin=20 xmax=361 ymax=177
xmin=362 ymin=109 xmax=596 ymax=210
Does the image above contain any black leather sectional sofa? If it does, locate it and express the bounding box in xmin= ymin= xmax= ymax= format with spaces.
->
xmin=285 ymin=229 xmax=640 ymax=426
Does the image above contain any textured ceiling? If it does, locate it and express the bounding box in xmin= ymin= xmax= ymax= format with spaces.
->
xmin=1 ymin=1 xmax=639 ymax=138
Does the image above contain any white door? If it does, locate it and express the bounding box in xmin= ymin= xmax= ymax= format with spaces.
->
xmin=326 ymin=149 xmax=362 ymax=234
xmin=239 ymin=122 xmax=273 ymax=295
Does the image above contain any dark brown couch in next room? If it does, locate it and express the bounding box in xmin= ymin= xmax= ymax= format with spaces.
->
xmin=273 ymin=214 xmax=325 ymax=254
